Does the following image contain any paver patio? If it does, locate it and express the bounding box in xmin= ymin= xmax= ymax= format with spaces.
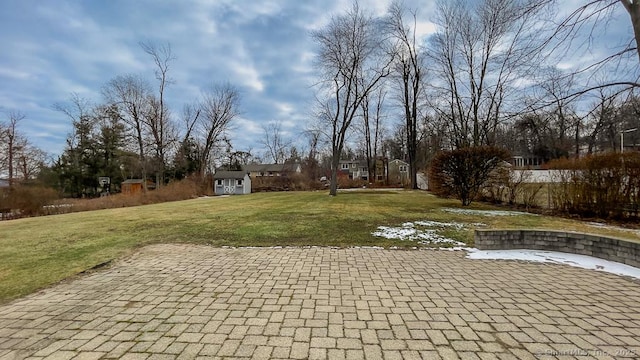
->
xmin=1 ymin=244 xmax=639 ymax=359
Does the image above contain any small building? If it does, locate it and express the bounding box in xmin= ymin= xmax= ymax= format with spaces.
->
xmin=213 ymin=171 xmax=251 ymax=195
xmin=121 ymin=179 xmax=156 ymax=195
xmin=388 ymin=159 xmax=410 ymax=186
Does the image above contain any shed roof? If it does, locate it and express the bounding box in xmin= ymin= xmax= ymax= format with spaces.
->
xmin=213 ymin=171 xmax=249 ymax=179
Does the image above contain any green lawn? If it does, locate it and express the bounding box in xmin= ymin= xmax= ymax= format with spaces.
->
xmin=1 ymin=190 xmax=639 ymax=303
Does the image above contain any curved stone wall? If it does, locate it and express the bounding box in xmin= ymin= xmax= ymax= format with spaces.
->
xmin=475 ymin=229 xmax=640 ymax=268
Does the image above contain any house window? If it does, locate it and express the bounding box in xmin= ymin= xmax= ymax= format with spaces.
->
xmin=216 ymin=179 xmax=223 ymax=186
xmin=351 ymin=163 xmax=356 ymax=168
xmin=237 ymin=179 xmax=243 ymax=186
xmin=341 ymin=163 xmax=349 ymax=170
xmin=399 ymin=165 xmax=407 ymax=172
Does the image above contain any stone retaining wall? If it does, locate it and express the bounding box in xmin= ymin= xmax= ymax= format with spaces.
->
xmin=475 ymin=229 xmax=640 ymax=268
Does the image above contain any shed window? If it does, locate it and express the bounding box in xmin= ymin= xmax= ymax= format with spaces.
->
xmin=399 ymin=165 xmax=407 ymax=172
xmin=341 ymin=163 xmax=349 ymax=170
xmin=216 ymin=179 xmax=223 ymax=186
xmin=237 ymin=179 xmax=243 ymax=186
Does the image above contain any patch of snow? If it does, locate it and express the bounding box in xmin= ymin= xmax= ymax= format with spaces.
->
xmin=372 ymin=221 xmax=467 ymax=247
xmin=466 ymin=249 xmax=640 ymax=280
xmin=442 ymin=208 xmax=536 ymax=217
xmin=439 ymin=246 xmax=474 ymax=252
xmin=414 ymin=220 xmax=465 ymax=230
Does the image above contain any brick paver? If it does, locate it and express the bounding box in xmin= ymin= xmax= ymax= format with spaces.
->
xmin=1 ymin=244 xmax=640 ymax=359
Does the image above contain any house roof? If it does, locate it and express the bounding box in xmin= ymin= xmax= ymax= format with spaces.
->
xmin=339 ymin=159 xmax=368 ymax=167
xmin=213 ymin=171 xmax=249 ymax=179
xmin=242 ymin=163 xmax=299 ymax=173
xmin=389 ymin=159 xmax=409 ymax=165
xmin=122 ymin=179 xmax=145 ymax=184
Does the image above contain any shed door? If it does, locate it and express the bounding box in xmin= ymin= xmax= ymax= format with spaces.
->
xmin=223 ymin=179 xmax=236 ymax=194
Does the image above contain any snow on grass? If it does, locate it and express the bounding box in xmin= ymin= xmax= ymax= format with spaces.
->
xmin=587 ymin=222 xmax=640 ymax=236
xmin=442 ymin=208 xmax=536 ymax=217
xmin=372 ymin=220 xmax=481 ymax=246
xmin=466 ymin=249 xmax=640 ymax=280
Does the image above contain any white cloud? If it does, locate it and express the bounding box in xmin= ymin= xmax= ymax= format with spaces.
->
xmin=232 ymin=117 xmax=263 ymax=136
xmin=0 ymin=68 xmax=33 ymax=81
xmin=231 ymin=62 xmax=264 ymax=93
xmin=415 ymin=20 xmax=437 ymax=40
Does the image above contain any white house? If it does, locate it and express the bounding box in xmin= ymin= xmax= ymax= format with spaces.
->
xmin=213 ymin=171 xmax=251 ymax=195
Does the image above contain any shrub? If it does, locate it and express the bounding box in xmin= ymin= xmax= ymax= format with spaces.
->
xmin=48 ymin=177 xmax=206 ymax=214
xmin=547 ymin=152 xmax=640 ymax=219
xmin=1 ymin=184 xmax=59 ymax=218
xmin=252 ymin=174 xmax=324 ymax=192
xmin=429 ymin=146 xmax=510 ymax=206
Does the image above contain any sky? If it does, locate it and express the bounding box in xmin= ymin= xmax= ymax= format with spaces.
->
xmin=0 ymin=0 xmax=633 ymax=158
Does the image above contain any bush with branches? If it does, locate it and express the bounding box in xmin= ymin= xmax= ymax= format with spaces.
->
xmin=547 ymin=153 xmax=640 ymax=219
xmin=429 ymin=146 xmax=510 ymax=206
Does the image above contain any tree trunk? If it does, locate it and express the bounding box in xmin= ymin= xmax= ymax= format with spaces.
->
xmin=622 ymin=0 xmax=640 ymax=62
xmin=329 ymin=154 xmax=340 ymax=196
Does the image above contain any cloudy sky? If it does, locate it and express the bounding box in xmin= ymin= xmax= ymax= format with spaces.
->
xmin=0 ymin=0 xmax=633 ymax=157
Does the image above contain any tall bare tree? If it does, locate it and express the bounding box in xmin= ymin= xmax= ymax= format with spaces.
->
xmin=387 ymin=1 xmax=423 ymax=189
xmin=140 ymin=41 xmax=176 ymax=187
xmin=197 ymin=83 xmax=240 ymax=176
xmin=312 ymin=2 xmax=395 ymax=196
xmin=260 ymin=120 xmax=291 ymax=164
xmin=359 ymin=86 xmax=387 ymax=183
xmin=103 ymin=74 xmax=152 ymax=190
xmin=1 ymin=111 xmax=26 ymax=186
xmin=429 ymin=0 xmax=551 ymax=148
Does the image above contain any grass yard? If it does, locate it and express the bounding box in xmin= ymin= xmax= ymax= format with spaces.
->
xmin=1 ymin=189 xmax=639 ymax=303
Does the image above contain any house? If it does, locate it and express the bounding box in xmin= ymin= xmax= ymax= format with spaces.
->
xmin=338 ymin=160 xmax=370 ymax=181
xmin=388 ymin=159 xmax=410 ymax=186
xmin=510 ymin=154 xmax=544 ymax=169
xmin=121 ymin=179 xmax=156 ymax=195
xmin=213 ymin=171 xmax=251 ymax=195
xmin=338 ymin=158 xmax=389 ymax=183
xmin=242 ymin=163 xmax=302 ymax=178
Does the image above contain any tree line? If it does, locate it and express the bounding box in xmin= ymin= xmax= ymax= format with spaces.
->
xmin=4 ymin=0 xmax=640 ymax=200
xmin=310 ymin=0 xmax=640 ymax=196
xmin=2 ymin=42 xmax=242 ymax=198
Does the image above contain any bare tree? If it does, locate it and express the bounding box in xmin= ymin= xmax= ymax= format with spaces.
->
xmin=359 ymin=86 xmax=387 ymax=183
xmin=103 ymin=74 xmax=153 ymax=190
xmin=15 ymin=143 xmax=48 ymax=180
xmin=544 ymin=1 xmax=640 ymax=100
xmin=140 ymin=41 xmax=176 ymax=187
xmin=312 ymin=2 xmax=395 ymax=196
xmin=1 ymin=111 xmax=26 ymax=186
xmin=586 ymin=89 xmax=619 ymax=153
xmin=260 ymin=120 xmax=291 ymax=164
xmin=429 ymin=0 xmax=552 ymax=148
xmin=197 ymin=83 xmax=240 ymax=176
xmin=387 ymin=0 xmax=423 ymax=188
